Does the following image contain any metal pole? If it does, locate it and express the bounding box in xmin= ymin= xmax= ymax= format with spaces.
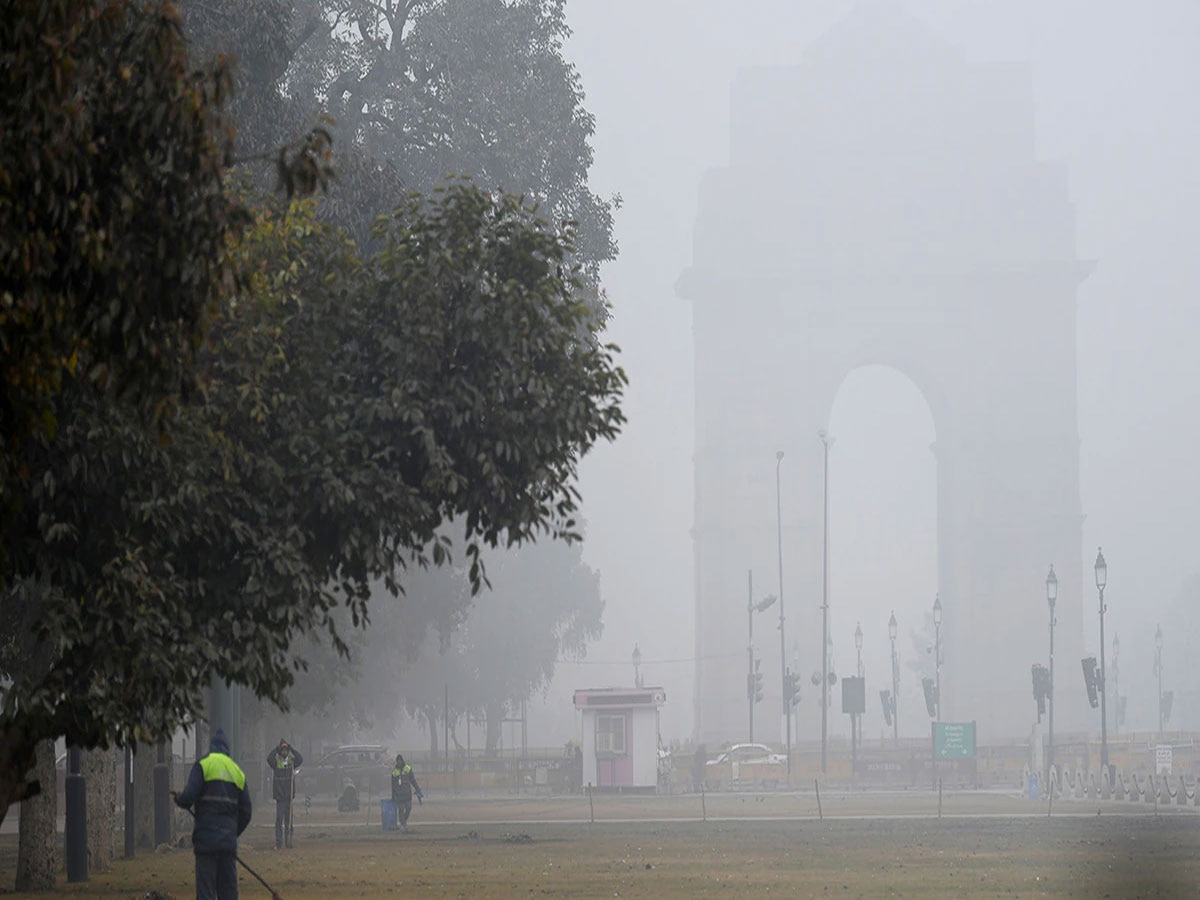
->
xmin=892 ymin=640 xmax=899 ymax=746
xmin=153 ymin=741 xmax=171 ymax=847
xmin=1098 ymin=583 xmax=1109 ymax=779
xmin=65 ymin=746 xmax=87 ymax=882
xmin=1156 ymin=629 xmax=1163 ymax=738
xmin=775 ymin=451 xmax=789 ymax=781
xmin=935 ymin=620 xmax=941 ymax=724
xmin=1112 ymin=634 xmax=1120 ymax=736
xmin=124 ymin=744 xmax=134 ymax=859
xmin=819 ymin=431 xmax=831 ymax=775
xmin=1048 ymin=603 xmax=1055 ymax=784
xmin=748 ymin=570 xmax=754 ymax=744
xmin=856 ymin=636 xmax=863 ymax=754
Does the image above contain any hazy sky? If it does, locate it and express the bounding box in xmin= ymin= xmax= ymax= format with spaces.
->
xmin=528 ymin=0 xmax=1200 ymax=744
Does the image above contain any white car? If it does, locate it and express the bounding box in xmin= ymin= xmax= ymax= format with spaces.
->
xmin=704 ymin=743 xmax=788 ymax=790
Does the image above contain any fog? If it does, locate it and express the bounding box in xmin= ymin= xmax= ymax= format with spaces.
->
xmin=505 ymin=0 xmax=1200 ymax=749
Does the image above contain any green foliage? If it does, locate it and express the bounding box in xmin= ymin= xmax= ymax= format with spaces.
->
xmin=0 ymin=0 xmax=239 ymax=521
xmin=394 ymin=536 xmax=604 ymax=753
xmin=184 ymin=0 xmax=618 ymax=276
xmin=0 ymin=187 xmax=624 ymax=814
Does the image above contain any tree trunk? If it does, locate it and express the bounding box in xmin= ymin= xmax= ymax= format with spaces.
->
xmin=84 ymin=747 xmax=118 ymax=871
xmin=0 ymin=722 xmax=40 ymax=830
xmin=485 ymin=706 xmax=502 ymax=755
xmin=15 ymin=740 xmax=56 ymax=890
xmin=426 ymin=708 xmax=438 ymax=756
xmin=133 ymin=745 xmax=154 ymax=849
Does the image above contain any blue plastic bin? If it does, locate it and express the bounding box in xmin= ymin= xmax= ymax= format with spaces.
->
xmin=381 ymin=799 xmax=398 ymax=831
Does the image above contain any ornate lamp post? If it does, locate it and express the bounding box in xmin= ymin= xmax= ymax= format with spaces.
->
xmin=775 ymin=450 xmax=790 ymax=780
xmin=1155 ymin=624 xmax=1164 ymax=738
xmin=932 ymin=595 xmax=943 ymax=723
xmin=888 ymin=611 xmax=899 ymax=746
xmin=632 ymin=643 xmax=642 ymax=688
xmin=1046 ymin=564 xmax=1058 ymax=784
xmin=1095 ymin=547 xmax=1110 ymax=781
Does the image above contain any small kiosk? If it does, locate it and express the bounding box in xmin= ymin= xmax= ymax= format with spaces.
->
xmin=573 ymin=686 xmax=666 ymax=792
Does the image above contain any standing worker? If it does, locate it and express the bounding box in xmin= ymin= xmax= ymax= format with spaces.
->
xmin=266 ymin=738 xmax=303 ymax=850
xmin=174 ymin=728 xmax=252 ymax=900
xmin=390 ymin=754 xmax=423 ymax=832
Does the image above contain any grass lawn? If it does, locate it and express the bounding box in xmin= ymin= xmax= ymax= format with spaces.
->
xmin=2 ymin=790 xmax=1197 ymax=898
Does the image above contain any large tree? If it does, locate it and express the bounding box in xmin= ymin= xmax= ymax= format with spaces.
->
xmin=393 ymin=536 xmax=603 ymax=754
xmin=0 ymin=0 xmax=238 ymax=560
xmin=182 ymin=0 xmax=617 ymax=271
xmin=0 ymin=187 xmax=624 ymax=829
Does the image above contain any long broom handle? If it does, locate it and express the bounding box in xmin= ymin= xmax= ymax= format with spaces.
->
xmin=176 ymin=797 xmax=286 ymax=900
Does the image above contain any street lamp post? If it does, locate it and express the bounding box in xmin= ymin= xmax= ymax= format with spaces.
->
xmin=632 ymin=643 xmax=642 ymax=688
xmin=888 ymin=611 xmax=899 ymax=746
xmin=1095 ymin=548 xmax=1110 ymax=782
xmin=819 ymin=430 xmax=833 ymax=775
xmin=1046 ymin=565 xmax=1058 ymax=786
xmin=1155 ymin=624 xmax=1164 ymax=738
xmin=932 ymin=596 xmax=943 ymax=723
xmin=775 ymin=450 xmax=790 ymax=781
xmin=747 ymin=570 xmax=776 ymax=743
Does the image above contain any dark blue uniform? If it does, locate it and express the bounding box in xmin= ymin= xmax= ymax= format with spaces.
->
xmin=266 ymin=739 xmax=302 ymax=849
xmin=175 ymin=729 xmax=252 ymax=900
xmin=390 ymin=754 xmax=423 ymax=831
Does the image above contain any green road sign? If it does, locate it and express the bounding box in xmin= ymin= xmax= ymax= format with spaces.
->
xmin=933 ymin=721 xmax=976 ymax=758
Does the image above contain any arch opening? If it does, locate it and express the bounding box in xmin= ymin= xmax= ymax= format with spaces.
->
xmin=826 ymin=365 xmax=937 ymax=741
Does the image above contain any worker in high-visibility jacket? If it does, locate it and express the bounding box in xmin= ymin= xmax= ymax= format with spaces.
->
xmin=390 ymin=754 xmax=423 ymax=832
xmin=174 ymin=728 xmax=252 ymax=900
xmin=266 ymin=738 xmax=303 ymax=849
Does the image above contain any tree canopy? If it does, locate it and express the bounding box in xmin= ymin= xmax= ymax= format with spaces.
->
xmin=0 ymin=188 xmax=624 ymax=825
xmin=0 ymin=0 xmax=624 ymax=841
xmin=182 ymin=0 xmax=617 ymax=271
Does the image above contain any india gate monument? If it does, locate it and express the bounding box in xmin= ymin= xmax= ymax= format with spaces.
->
xmin=678 ymin=2 xmax=1090 ymax=749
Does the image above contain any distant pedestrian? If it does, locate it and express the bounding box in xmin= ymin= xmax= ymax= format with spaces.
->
xmin=266 ymin=737 xmax=303 ymax=849
xmin=390 ymin=754 xmax=423 ymax=832
xmin=174 ymin=728 xmax=252 ymax=900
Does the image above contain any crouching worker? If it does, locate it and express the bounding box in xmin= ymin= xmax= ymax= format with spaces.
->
xmin=390 ymin=754 xmax=423 ymax=832
xmin=174 ymin=729 xmax=252 ymax=900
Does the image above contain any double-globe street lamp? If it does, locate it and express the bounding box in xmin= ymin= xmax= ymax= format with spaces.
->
xmin=888 ymin=611 xmax=899 ymax=746
xmin=1095 ymin=547 xmax=1110 ymax=782
xmin=1046 ymin=565 xmax=1058 ymax=785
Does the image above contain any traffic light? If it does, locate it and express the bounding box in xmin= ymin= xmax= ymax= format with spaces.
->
xmin=921 ymin=677 xmax=937 ymax=718
xmin=1031 ymin=663 xmax=1050 ymax=720
xmin=753 ymin=659 xmax=764 ymax=703
xmin=783 ymin=669 xmax=801 ymax=707
xmin=1081 ymin=657 xmax=1099 ymax=708
xmin=1162 ymin=690 xmax=1174 ymax=724
xmin=880 ymin=690 xmax=893 ymax=726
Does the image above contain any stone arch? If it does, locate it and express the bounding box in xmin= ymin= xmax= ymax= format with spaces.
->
xmin=678 ymin=2 xmax=1089 ymax=747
